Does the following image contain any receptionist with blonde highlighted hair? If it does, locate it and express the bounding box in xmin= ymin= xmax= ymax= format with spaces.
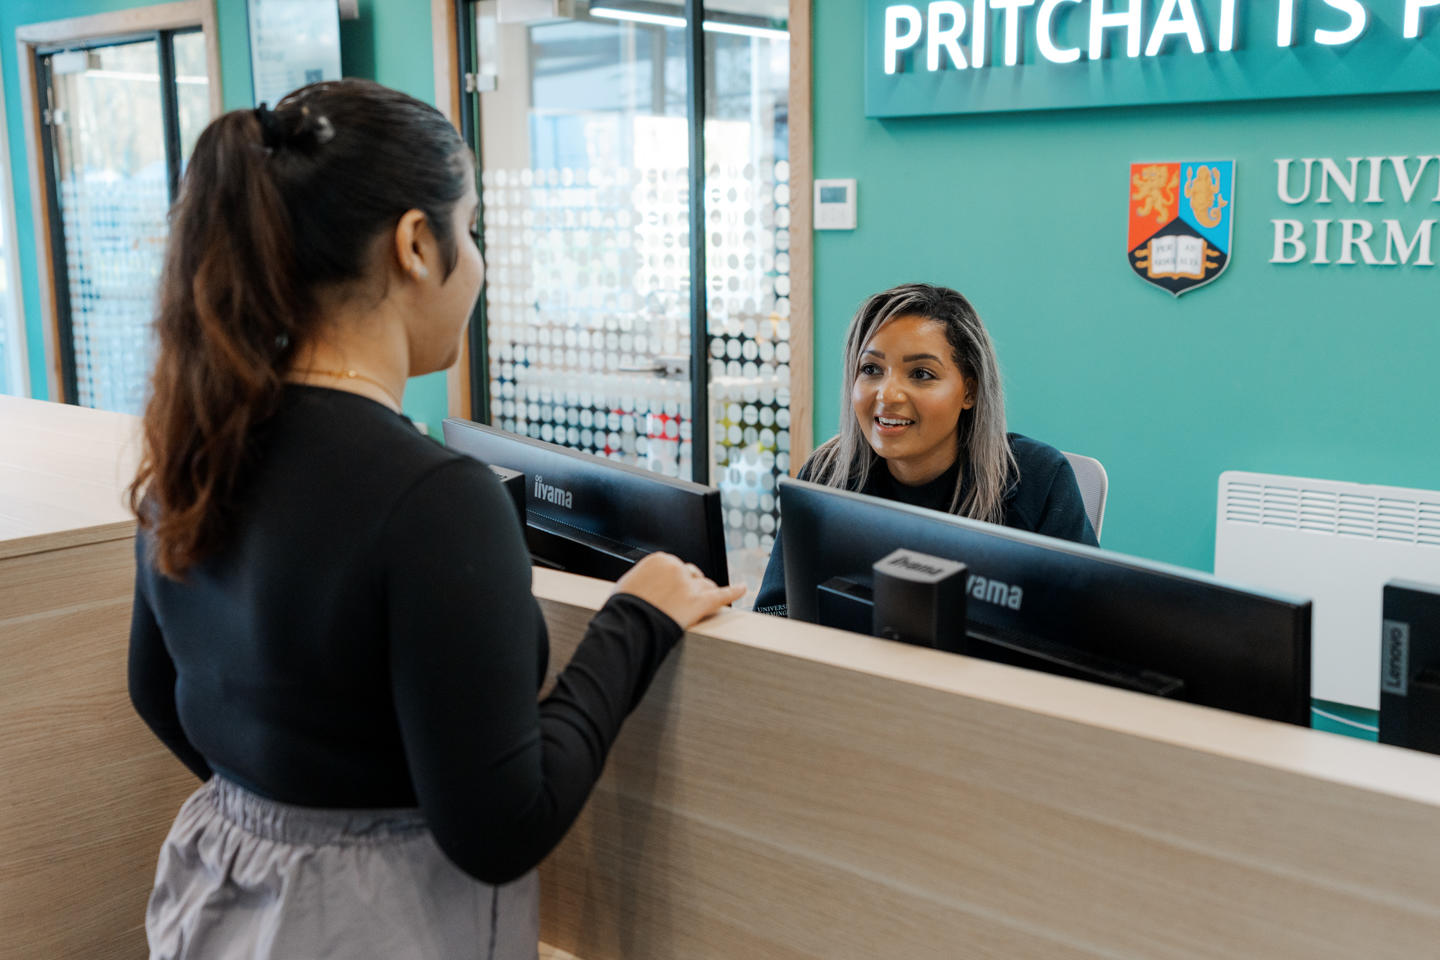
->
xmin=755 ymin=283 xmax=1097 ymax=616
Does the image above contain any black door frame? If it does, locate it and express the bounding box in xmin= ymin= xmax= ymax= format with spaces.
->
xmin=455 ymin=0 xmax=714 ymax=485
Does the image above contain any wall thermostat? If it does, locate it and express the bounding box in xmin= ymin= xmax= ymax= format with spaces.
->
xmin=814 ymin=178 xmax=857 ymax=230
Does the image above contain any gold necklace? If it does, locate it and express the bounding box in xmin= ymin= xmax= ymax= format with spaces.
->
xmin=291 ymin=368 xmax=404 ymax=411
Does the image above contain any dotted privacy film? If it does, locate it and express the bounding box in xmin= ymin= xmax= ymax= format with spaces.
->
xmin=706 ymin=156 xmax=793 ymax=586
xmin=483 ymin=165 xmax=696 ymax=479
xmin=59 ymin=175 xmax=166 ymax=415
xmin=481 ymin=154 xmax=791 ymax=589
xmin=48 ymin=37 xmax=182 ymax=415
xmin=478 ymin=12 xmax=791 ymax=594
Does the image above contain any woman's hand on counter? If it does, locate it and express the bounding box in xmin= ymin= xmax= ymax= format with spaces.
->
xmin=612 ymin=553 xmax=746 ymax=630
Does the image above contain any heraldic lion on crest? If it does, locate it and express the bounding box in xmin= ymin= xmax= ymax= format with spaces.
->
xmin=1131 ymin=164 xmax=1179 ymax=225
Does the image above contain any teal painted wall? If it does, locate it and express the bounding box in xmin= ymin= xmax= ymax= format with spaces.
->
xmin=814 ymin=0 xmax=1440 ymax=573
xmin=4 ymin=0 xmax=451 ymax=434
xmin=338 ymin=0 xmax=449 ymax=434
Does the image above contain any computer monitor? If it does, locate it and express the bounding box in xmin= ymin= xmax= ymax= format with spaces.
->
xmin=1378 ymin=579 xmax=1440 ymax=755
xmin=779 ymin=477 xmax=1312 ymax=725
xmin=443 ymin=418 xmax=729 ymax=585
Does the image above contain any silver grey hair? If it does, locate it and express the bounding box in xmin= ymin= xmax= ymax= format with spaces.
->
xmin=807 ymin=283 xmax=1018 ymax=524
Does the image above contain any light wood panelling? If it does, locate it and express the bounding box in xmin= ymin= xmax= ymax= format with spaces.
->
xmin=0 ymin=44 xmax=30 ymax=397
xmin=14 ymin=1 xmax=216 ymax=46
xmin=0 ymin=400 xmax=192 ymax=960
xmin=449 ymin=330 xmax=475 ymax=419
xmin=532 ymin=568 xmax=1440 ymax=960
xmin=202 ymin=4 xmax=223 ymax=116
xmin=432 ymin=0 xmax=474 ymax=420
xmin=0 ymin=535 xmax=196 ymax=960
xmin=787 ymin=0 xmax=813 ymax=468
xmin=15 ymin=36 xmax=61 ymax=401
xmin=431 ymin=0 xmax=460 ymax=126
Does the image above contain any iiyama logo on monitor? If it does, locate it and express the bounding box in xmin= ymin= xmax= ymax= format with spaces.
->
xmin=967 ymin=574 xmax=1023 ymax=611
xmin=532 ymin=475 xmax=573 ymax=510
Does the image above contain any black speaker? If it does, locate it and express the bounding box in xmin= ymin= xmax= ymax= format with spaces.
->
xmin=871 ymin=549 xmax=968 ymax=653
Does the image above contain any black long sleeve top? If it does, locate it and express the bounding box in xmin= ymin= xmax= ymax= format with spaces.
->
xmin=129 ymin=385 xmax=681 ymax=885
xmin=754 ymin=433 xmax=1098 ymax=615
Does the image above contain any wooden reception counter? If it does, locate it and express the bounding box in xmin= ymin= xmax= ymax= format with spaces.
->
xmin=0 ymin=394 xmax=194 ymax=955
xmin=0 ymin=397 xmax=194 ymax=960
xmin=530 ymin=576 xmax=1440 ymax=960
xmin=4 ymin=396 xmax=1440 ymax=959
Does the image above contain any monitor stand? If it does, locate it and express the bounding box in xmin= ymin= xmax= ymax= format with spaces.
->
xmin=817 ymin=576 xmax=875 ymax=636
xmin=526 ymin=517 xmax=649 ymax=580
xmin=815 ymin=577 xmax=1185 ymax=699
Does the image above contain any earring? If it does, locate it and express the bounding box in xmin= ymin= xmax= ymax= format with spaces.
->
xmin=412 ymin=263 xmax=429 ymax=280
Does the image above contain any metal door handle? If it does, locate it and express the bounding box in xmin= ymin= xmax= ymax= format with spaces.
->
xmin=616 ymin=355 xmax=689 ymax=378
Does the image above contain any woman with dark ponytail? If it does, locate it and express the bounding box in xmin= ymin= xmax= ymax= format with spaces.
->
xmin=128 ymin=80 xmax=743 ymax=958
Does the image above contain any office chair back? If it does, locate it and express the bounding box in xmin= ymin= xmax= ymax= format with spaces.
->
xmin=1062 ymin=451 xmax=1108 ymax=542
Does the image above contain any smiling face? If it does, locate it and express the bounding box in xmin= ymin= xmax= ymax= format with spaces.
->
xmin=851 ymin=314 xmax=976 ymax=486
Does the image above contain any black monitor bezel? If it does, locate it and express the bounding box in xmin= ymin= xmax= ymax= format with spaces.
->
xmin=443 ymin=418 xmax=729 ymax=585
xmin=779 ymin=476 xmax=1312 ymax=725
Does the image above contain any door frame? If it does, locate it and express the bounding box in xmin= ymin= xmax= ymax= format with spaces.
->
xmin=16 ymin=0 xmax=222 ymax=404
xmin=429 ymin=0 xmax=814 ymax=470
xmin=0 ymin=45 xmax=30 ymax=397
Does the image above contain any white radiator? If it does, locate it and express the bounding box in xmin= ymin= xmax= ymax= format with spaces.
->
xmin=1215 ymin=471 xmax=1440 ymax=709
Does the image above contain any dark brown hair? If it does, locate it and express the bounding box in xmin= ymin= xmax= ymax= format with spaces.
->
xmin=129 ymin=79 xmax=469 ymax=578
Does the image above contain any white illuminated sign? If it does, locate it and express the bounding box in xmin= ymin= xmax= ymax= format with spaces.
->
xmin=879 ymin=0 xmax=1434 ymax=69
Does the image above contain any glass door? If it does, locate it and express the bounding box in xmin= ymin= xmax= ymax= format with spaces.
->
xmin=461 ymin=0 xmax=792 ymax=590
xmin=471 ymin=2 xmax=697 ymax=480
xmin=39 ymin=30 xmax=210 ymax=414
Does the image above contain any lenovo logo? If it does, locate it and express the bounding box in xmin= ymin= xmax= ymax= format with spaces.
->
xmin=532 ymin=475 xmax=573 ymax=510
xmin=1381 ymin=620 xmax=1410 ymax=696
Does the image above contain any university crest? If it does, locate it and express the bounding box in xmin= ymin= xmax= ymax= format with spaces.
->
xmin=1127 ymin=161 xmax=1234 ymax=296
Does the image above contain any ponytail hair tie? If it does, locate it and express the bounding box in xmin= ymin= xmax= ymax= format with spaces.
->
xmin=254 ymin=103 xmax=286 ymax=151
xmin=254 ymin=102 xmax=335 ymax=153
